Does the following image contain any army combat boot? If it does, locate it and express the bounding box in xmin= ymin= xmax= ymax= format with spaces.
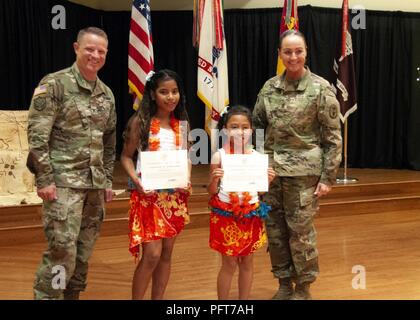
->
xmin=271 ymin=278 xmax=294 ymax=300
xmin=291 ymin=282 xmax=312 ymax=300
xmin=63 ymin=290 xmax=80 ymax=300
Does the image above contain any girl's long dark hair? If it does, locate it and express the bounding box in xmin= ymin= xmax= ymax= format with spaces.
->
xmin=123 ymin=69 xmax=190 ymax=151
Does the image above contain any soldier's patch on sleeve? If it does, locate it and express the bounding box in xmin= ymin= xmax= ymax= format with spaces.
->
xmin=33 ymin=96 xmax=47 ymax=111
xmin=33 ymin=85 xmax=48 ymax=97
xmin=329 ymin=105 xmax=338 ymax=119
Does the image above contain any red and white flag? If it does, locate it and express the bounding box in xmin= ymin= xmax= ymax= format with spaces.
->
xmin=196 ymin=0 xmax=229 ymax=134
xmin=128 ymin=0 xmax=154 ymax=110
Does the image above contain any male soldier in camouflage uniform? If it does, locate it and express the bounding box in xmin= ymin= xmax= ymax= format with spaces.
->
xmin=253 ymin=30 xmax=342 ymax=300
xmin=27 ymin=27 xmax=117 ymax=300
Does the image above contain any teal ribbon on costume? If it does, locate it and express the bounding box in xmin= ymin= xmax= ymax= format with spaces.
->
xmin=210 ymin=202 xmax=271 ymax=219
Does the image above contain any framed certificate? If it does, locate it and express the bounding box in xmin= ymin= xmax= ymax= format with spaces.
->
xmin=140 ymin=149 xmax=188 ymax=190
xmin=221 ymin=153 xmax=269 ymax=192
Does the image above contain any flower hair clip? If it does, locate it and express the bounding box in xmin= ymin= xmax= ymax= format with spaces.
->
xmin=220 ymin=106 xmax=230 ymax=117
xmin=145 ymin=70 xmax=155 ymax=82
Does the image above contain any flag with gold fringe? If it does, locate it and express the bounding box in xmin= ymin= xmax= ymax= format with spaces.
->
xmin=195 ymin=0 xmax=229 ymax=135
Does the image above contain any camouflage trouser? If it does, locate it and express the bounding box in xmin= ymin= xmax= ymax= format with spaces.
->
xmin=33 ymin=187 xmax=105 ymax=300
xmin=263 ymin=176 xmax=320 ymax=285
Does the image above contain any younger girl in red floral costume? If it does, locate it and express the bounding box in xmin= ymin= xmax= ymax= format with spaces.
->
xmin=121 ymin=69 xmax=191 ymax=300
xmin=207 ymin=105 xmax=276 ymax=299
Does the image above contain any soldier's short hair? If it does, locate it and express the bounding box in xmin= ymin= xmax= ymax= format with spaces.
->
xmin=279 ymin=29 xmax=307 ymax=49
xmin=77 ymin=27 xmax=108 ymax=43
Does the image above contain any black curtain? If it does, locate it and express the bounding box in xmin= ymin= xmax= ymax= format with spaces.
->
xmin=1 ymin=1 xmax=420 ymax=169
xmin=348 ymin=11 xmax=413 ymax=169
xmin=408 ymin=17 xmax=420 ymax=170
xmin=0 ymin=0 xmax=101 ymax=108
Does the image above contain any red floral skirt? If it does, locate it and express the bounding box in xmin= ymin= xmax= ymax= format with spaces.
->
xmin=128 ymin=190 xmax=190 ymax=258
xmin=209 ymin=195 xmax=267 ymax=257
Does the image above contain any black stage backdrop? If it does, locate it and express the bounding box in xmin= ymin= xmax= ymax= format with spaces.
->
xmin=1 ymin=0 xmax=420 ymax=169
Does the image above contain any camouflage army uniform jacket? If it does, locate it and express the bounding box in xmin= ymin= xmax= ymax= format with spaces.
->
xmin=253 ymin=68 xmax=342 ymax=185
xmin=27 ymin=63 xmax=117 ymax=189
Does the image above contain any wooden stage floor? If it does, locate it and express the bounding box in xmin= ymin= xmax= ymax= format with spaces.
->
xmin=1 ymin=165 xmax=420 ymax=300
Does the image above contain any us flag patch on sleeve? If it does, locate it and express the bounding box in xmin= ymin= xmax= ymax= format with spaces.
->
xmin=33 ymin=84 xmax=47 ymax=97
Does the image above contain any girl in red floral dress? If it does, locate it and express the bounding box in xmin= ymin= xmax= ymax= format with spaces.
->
xmin=120 ymin=69 xmax=191 ymax=300
xmin=207 ymin=105 xmax=276 ymax=300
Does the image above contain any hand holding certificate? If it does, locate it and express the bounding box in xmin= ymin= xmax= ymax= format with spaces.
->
xmin=221 ymin=153 xmax=269 ymax=192
xmin=140 ymin=150 xmax=189 ymax=190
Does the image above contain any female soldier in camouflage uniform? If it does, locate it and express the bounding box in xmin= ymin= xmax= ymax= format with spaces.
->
xmin=253 ymin=30 xmax=342 ymax=300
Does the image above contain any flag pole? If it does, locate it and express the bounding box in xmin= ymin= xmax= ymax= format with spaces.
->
xmin=335 ymin=0 xmax=358 ymax=185
xmin=336 ymin=119 xmax=358 ymax=184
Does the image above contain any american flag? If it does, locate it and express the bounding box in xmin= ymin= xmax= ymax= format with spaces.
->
xmin=128 ymin=0 xmax=154 ymax=110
